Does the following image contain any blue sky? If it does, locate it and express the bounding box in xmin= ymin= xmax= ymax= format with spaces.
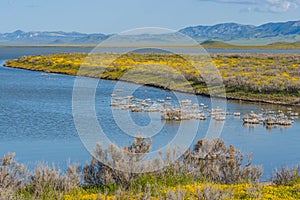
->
xmin=1 ymin=0 xmax=299 ymax=33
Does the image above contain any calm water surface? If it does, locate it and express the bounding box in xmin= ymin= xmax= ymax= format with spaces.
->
xmin=0 ymin=47 xmax=299 ymax=179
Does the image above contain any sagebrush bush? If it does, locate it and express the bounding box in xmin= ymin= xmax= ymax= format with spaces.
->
xmin=0 ymin=153 xmax=81 ymax=200
xmin=184 ymin=138 xmax=263 ymax=184
xmin=272 ymin=165 xmax=300 ymax=186
xmin=83 ymin=137 xmax=263 ymax=193
xmin=29 ymin=164 xmax=81 ymax=199
xmin=0 ymin=153 xmax=29 ymax=199
xmin=83 ymin=137 xmax=155 ymax=190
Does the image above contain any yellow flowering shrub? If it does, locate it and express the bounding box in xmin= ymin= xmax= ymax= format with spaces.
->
xmin=64 ymin=183 xmax=300 ymax=200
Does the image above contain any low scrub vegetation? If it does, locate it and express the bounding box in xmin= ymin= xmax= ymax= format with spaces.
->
xmin=0 ymin=153 xmax=80 ymax=199
xmin=4 ymin=52 xmax=300 ymax=104
xmin=272 ymin=165 xmax=300 ymax=186
xmin=1 ymin=138 xmax=300 ymax=199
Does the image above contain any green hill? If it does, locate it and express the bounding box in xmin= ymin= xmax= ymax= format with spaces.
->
xmin=200 ymin=40 xmax=236 ymax=48
xmin=267 ymin=41 xmax=300 ymax=48
xmin=200 ymin=40 xmax=300 ymax=49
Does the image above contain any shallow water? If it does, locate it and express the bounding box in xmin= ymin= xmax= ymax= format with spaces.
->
xmin=0 ymin=47 xmax=299 ymax=179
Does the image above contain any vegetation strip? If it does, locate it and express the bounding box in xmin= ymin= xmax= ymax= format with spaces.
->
xmin=4 ymin=52 xmax=300 ymax=106
xmin=1 ymin=138 xmax=300 ymax=199
xmin=1 ymin=40 xmax=300 ymax=49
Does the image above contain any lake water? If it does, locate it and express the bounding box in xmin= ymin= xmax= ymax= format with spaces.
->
xmin=0 ymin=47 xmax=299 ymax=180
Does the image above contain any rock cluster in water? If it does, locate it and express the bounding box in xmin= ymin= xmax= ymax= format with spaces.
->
xmin=109 ymin=90 xmax=237 ymax=122
xmin=243 ymin=108 xmax=297 ymax=129
xmin=109 ymin=89 xmax=298 ymax=130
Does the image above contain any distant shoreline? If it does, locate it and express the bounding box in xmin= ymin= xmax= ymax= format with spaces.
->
xmin=1 ymin=41 xmax=300 ymax=50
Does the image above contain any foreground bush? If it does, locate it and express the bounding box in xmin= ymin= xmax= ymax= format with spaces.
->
xmin=82 ymin=138 xmax=263 ymax=192
xmin=1 ymin=138 xmax=299 ymax=199
xmin=83 ymin=137 xmax=153 ymax=190
xmin=0 ymin=153 xmax=81 ymax=199
xmin=272 ymin=165 xmax=300 ymax=186
xmin=0 ymin=153 xmax=28 ymax=199
xmin=27 ymin=164 xmax=81 ymax=199
xmin=184 ymin=138 xmax=263 ymax=184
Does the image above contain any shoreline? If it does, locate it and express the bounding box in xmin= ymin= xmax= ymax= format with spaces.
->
xmin=1 ymin=43 xmax=300 ymax=50
xmin=3 ymin=63 xmax=300 ymax=107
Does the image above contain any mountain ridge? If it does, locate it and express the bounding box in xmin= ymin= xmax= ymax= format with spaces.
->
xmin=179 ymin=20 xmax=300 ymax=42
xmin=1 ymin=20 xmax=299 ymax=45
xmin=0 ymin=30 xmax=109 ymax=44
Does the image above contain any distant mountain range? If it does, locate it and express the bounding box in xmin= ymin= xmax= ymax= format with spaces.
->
xmin=179 ymin=21 xmax=300 ymax=40
xmin=179 ymin=20 xmax=300 ymax=45
xmin=0 ymin=20 xmax=299 ymax=45
xmin=0 ymin=30 xmax=109 ymax=44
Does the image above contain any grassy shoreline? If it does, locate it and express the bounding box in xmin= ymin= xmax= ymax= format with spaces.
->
xmin=1 ymin=40 xmax=300 ymax=49
xmin=4 ymin=52 xmax=300 ymax=106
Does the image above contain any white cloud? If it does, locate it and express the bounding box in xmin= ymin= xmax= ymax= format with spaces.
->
xmin=200 ymin=0 xmax=300 ymax=12
xmin=265 ymin=0 xmax=298 ymax=12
